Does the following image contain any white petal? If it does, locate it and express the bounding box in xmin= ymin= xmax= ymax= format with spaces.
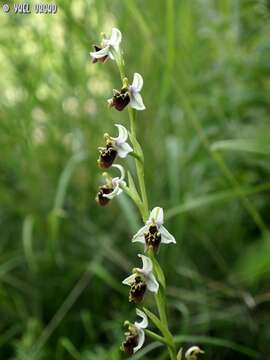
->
xmin=112 ymin=164 xmax=125 ymax=182
xmin=132 ymin=225 xmax=148 ymax=244
xmin=122 ymin=273 xmax=136 ymax=286
xmin=111 ymin=124 xmax=128 ymax=145
xmin=109 ymin=27 xmax=122 ymax=50
xmin=117 ymin=142 xmax=133 ymax=158
xmin=160 ymin=225 xmax=176 ymax=244
xmin=103 ymin=183 xmax=121 ymax=199
xmin=135 ymin=309 xmax=148 ymax=329
xmin=131 ymin=73 xmax=144 ymax=92
xmin=90 ymin=46 xmax=110 ymax=59
xmin=137 ymin=254 xmax=152 ymax=274
xmin=148 ymin=207 xmax=164 ymax=227
xmin=130 ymin=92 xmax=146 ymax=111
xmin=133 ymin=328 xmax=145 ymax=353
xmin=185 ymin=346 xmax=204 ymax=359
xmin=145 ymin=272 xmax=159 ymax=293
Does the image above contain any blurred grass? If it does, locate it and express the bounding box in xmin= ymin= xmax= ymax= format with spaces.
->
xmin=0 ymin=0 xmax=270 ymax=359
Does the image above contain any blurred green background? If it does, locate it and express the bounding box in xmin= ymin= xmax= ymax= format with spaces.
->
xmin=0 ymin=0 xmax=270 ymax=359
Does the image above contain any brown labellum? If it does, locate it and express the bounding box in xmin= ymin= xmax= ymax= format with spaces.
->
xmin=108 ymin=87 xmax=130 ymax=111
xmin=144 ymin=224 xmax=161 ymax=252
xmin=96 ymin=186 xmax=113 ymax=206
xmin=98 ymin=144 xmax=117 ymax=168
xmin=129 ymin=276 xmax=147 ymax=304
xmin=122 ymin=333 xmax=139 ymax=355
xmin=92 ymin=45 xmax=109 ymax=64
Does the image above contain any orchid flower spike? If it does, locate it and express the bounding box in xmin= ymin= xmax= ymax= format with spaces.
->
xmin=132 ymin=207 xmax=176 ymax=252
xmin=185 ymin=346 xmax=205 ymax=360
xmin=122 ymin=254 xmax=159 ymax=303
xmin=98 ymin=124 xmax=133 ymax=168
xmin=96 ymin=164 xmax=126 ymax=206
xmin=122 ymin=309 xmax=148 ymax=354
xmin=107 ymin=73 xmax=146 ymax=111
xmin=90 ymin=27 xmax=122 ymax=63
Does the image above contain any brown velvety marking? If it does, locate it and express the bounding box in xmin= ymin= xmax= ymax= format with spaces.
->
xmin=92 ymin=45 xmax=109 ymax=64
xmin=96 ymin=186 xmax=113 ymax=206
xmin=129 ymin=276 xmax=147 ymax=304
xmin=109 ymin=88 xmax=130 ymax=111
xmin=98 ymin=144 xmax=117 ymax=168
xmin=144 ymin=224 xmax=161 ymax=252
xmin=122 ymin=334 xmax=139 ymax=355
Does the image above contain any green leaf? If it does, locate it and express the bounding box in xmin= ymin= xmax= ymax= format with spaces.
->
xmin=235 ymin=235 xmax=270 ymax=285
xmin=127 ymin=171 xmax=140 ymax=199
xmin=177 ymin=348 xmax=183 ymax=360
xmin=166 ymin=182 xmax=270 ymax=219
xmin=211 ymin=139 xmax=270 ymax=156
xmin=129 ymin=131 xmax=144 ymax=163
xmin=143 ymin=307 xmax=172 ymax=346
xmin=151 ymin=256 xmax=166 ymax=288
xmin=174 ymin=335 xmax=260 ymax=358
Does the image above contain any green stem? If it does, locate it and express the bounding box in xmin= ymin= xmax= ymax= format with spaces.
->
xmin=148 ymin=250 xmax=176 ymax=359
xmin=116 ymin=52 xmax=149 ymax=221
xmin=155 ymin=277 xmax=177 ymax=360
xmin=122 ymin=186 xmax=144 ymax=219
xmin=128 ymin=108 xmax=149 ymax=221
xmin=145 ymin=329 xmax=169 ymax=346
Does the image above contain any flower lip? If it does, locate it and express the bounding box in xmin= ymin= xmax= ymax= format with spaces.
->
xmin=144 ymin=224 xmax=161 ymax=252
xmin=122 ymin=332 xmax=139 ymax=355
xmin=96 ymin=185 xmax=113 ymax=206
xmin=98 ymin=143 xmax=117 ymax=168
xmin=108 ymin=87 xmax=130 ymax=111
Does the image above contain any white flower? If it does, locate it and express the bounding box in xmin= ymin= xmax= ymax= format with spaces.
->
xmin=122 ymin=309 xmax=148 ymax=354
xmin=122 ymin=254 xmax=159 ymax=295
xmin=98 ymin=124 xmax=133 ymax=168
xmin=103 ymin=164 xmax=126 ymax=200
xmin=128 ymin=73 xmax=146 ymax=111
xmin=185 ymin=346 xmax=204 ymax=360
xmin=132 ymin=207 xmax=176 ymax=251
xmin=90 ymin=27 xmax=122 ymax=61
xmin=110 ymin=124 xmax=133 ymax=158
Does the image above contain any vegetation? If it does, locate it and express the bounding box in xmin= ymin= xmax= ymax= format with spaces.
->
xmin=0 ymin=0 xmax=270 ymax=359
